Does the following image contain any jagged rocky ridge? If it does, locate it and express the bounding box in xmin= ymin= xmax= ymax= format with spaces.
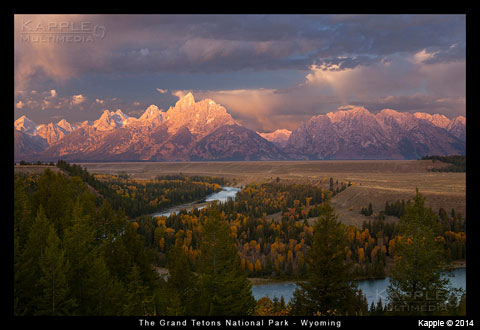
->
xmin=14 ymin=95 xmax=466 ymax=161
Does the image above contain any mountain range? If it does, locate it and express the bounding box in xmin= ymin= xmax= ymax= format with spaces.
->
xmin=14 ymin=93 xmax=466 ymax=162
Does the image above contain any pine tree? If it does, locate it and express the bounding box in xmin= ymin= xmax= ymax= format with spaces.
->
xmin=15 ymin=205 xmax=53 ymax=314
xmin=63 ymin=200 xmax=96 ymax=313
xmin=32 ymin=169 xmax=74 ymax=237
xmin=34 ymin=227 xmax=76 ymax=315
xmin=165 ymin=242 xmax=198 ymax=315
xmin=367 ymin=203 xmax=373 ymax=216
xmin=197 ymin=205 xmax=255 ymax=316
xmin=458 ymin=293 xmax=466 ymax=316
xmin=376 ymin=298 xmax=384 ymax=315
xmin=123 ymin=265 xmax=156 ymax=316
xmin=166 ymin=291 xmax=185 ymax=316
xmin=83 ymin=254 xmax=126 ymax=315
xmin=14 ymin=173 xmax=32 ymax=248
xmin=372 ymin=246 xmax=386 ymax=277
xmin=291 ymin=201 xmax=363 ymax=315
xmin=387 ymin=189 xmax=452 ymax=315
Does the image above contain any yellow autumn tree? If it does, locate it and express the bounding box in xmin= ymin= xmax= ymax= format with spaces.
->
xmin=358 ymin=247 xmax=365 ymax=263
xmin=255 ymin=259 xmax=262 ymax=273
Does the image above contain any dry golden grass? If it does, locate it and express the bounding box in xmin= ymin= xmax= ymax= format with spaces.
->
xmin=74 ymin=160 xmax=465 ymax=227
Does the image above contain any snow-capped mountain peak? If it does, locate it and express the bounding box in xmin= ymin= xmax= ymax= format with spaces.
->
xmin=174 ymin=92 xmax=195 ymax=110
xmin=414 ymin=112 xmax=451 ymax=128
xmin=14 ymin=100 xmax=466 ymax=162
xmin=165 ymin=93 xmax=237 ymax=136
xmin=56 ymin=119 xmax=76 ymax=133
xmin=14 ymin=115 xmax=38 ymax=135
xmin=135 ymin=105 xmax=166 ymax=127
xmin=93 ymin=109 xmax=131 ymax=131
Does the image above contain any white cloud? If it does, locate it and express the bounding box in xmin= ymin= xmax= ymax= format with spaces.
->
xmin=41 ymin=99 xmax=51 ymax=110
xmin=156 ymin=88 xmax=168 ymax=94
xmin=71 ymin=94 xmax=86 ymax=105
xmin=96 ymin=98 xmax=104 ymax=104
xmin=16 ymin=101 xmax=24 ymax=109
xmin=412 ymin=49 xmax=439 ymax=64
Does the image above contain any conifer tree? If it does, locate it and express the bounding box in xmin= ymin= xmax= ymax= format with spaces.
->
xmin=35 ymin=227 xmax=76 ymax=315
xmin=291 ymin=201 xmax=363 ymax=315
xmin=387 ymin=189 xmax=454 ymax=315
xmin=16 ymin=205 xmax=52 ymax=314
xmin=14 ymin=173 xmax=32 ymax=248
xmin=123 ymin=265 xmax=156 ymax=316
xmin=63 ymin=200 xmax=96 ymax=313
xmin=197 ymin=205 xmax=255 ymax=315
xmin=165 ymin=242 xmax=198 ymax=315
xmin=376 ymin=298 xmax=384 ymax=315
xmin=83 ymin=254 xmax=126 ymax=315
xmin=32 ymin=169 xmax=74 ymax=237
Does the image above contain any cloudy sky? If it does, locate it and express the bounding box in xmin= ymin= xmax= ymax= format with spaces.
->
xmin=14 ymin=14 xmax=466 ymax=132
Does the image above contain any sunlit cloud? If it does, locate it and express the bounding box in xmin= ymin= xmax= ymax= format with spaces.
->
xmin=412 ymin=48 xmax=439 ymax=64
xmin=16 ymin=101 xmax=24 ymax=109
xmin=71 ymin=94 xmax=86 ymax=105
xmin=41 ymin=99 xmax=51 ymax=110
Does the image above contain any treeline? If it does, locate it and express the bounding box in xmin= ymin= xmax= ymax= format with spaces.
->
xmin=155 ymin=174 xmax=228 ymax=185
xmin=16 ymin=160 xmax=55 ymax=166
xmin=56 ymin=160 xmax=223 ymax=218
xmin=361 ymin=198 xmax=465 ymax=228
xmin=422 ymin=155 xmax=466 ymax=172
xmin=361 ymin=200 xmax=409 ymax=218
xmin=231 ymin=180 xmax=347 ymax=220
xmin=360 ymin=201 xmax=466 ymax=263
xmin=94 ymin=173 xmax=222 ymax=215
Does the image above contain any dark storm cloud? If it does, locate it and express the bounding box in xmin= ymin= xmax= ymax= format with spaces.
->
xmin=98 ymin=14 xmax=465 ymax=73
xmin=15 ymin=14 xmax=465 ymax=85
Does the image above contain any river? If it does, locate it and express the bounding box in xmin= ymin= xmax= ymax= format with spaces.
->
xmin=251 ymin=267 xmax=466 ymax=306
xmin=151 ymin=186 xmax=241 ymax=218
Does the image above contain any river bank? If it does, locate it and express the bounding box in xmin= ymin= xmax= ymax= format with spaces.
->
xmin=151 ymin=199 xmax=210 ymax=218
xmin=247 ymin=259 xmax=466 ymax=286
